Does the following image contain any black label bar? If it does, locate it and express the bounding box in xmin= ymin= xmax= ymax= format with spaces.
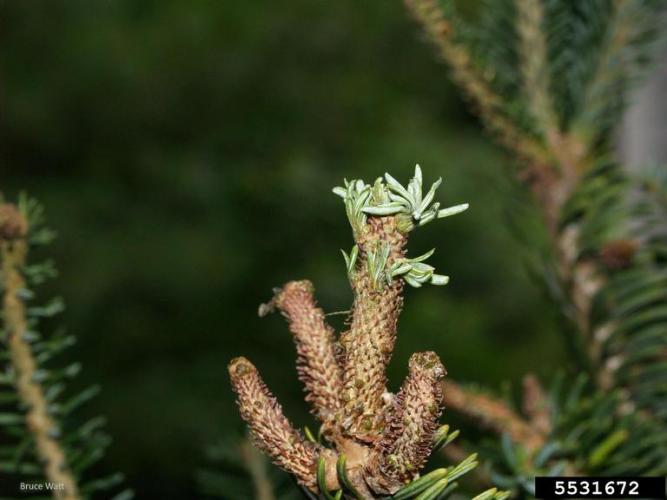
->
xmin=535 ymin=476 xmax=666 ymax=499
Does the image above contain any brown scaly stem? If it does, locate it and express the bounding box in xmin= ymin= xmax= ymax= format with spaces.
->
xmin=365 ymin=352 xmax=445 ymax=494
xmin=228 ymin=168 xmax=501 ymax=498
xmin=228 ymin=357 xmax=338 ymax=491
xmin=265 ymin=280 xmax=343 ymax=437
xmin=0 ymin=204 xmax=80 ymax=500
xmin=340 ymin=215 xmax=407 ymax=442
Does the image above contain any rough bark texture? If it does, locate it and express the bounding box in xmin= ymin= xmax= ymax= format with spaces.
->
xmin=365 ymin=352 xmax=446 ymax=494
xmin=272 ymin=280 xmax=343 ymax=436
xmin=228 ymin=357 xmax=326 ymax=491
xmin=340 ymin=216 xmax=407 ymax=442
xmin=229 ymin=186 xmax=467 ymax=497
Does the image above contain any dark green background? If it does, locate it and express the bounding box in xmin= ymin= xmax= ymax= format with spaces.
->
xmin=2 ymin=1 xmax=565 ymax=497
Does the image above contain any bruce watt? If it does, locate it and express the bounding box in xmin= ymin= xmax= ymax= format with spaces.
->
xmin=20 ymin=481 xmax=65 ymax=492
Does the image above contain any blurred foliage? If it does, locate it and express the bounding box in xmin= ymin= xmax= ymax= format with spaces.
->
xmin=0 ymin=196 xmax=133 ymax=499
xmin=197 ymin=435 xmax=302 ymax=500
xmin=403 ymin=0 xmax=667 ymax=497
xmin=2 ymin=1 xmax=563 ymax=497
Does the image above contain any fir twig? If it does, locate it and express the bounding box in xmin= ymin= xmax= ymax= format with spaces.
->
xmin=444 ymin=380 xmax=545 ymax=454
xmin=1 ymin=204 xmax=80 ymax=500
xmin=516 ymin=0 xmax=558 ymax=139
xmin=404 ymin=0 xmax=548 ymax=165
xmin=228 ymin=168 xmax=506 ymax=498
xmin=270 ymin=281 xmax=343 ymax=436
xmin=228 ymin=357 xmax=331 ymax=492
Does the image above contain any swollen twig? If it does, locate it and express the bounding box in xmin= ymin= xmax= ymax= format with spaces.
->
xmin=229 ymin=167 xmax=507 ymax=498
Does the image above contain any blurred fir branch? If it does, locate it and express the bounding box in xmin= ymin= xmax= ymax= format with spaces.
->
xmin=197 ymin=435 xmax=304 ymax=500
xmin=0 ymin=196 xmax=131 ymax=500
xmin=446 ymin=373 xmax=667 ymax=497
xmin=404 ymin=0 xmax=667 ymax=496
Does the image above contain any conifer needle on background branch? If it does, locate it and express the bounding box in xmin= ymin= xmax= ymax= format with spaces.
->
xmin=0 ymin=197 xmax=132 ymax=500
xmin=404 ymin=0 xmax=667 ymax=494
